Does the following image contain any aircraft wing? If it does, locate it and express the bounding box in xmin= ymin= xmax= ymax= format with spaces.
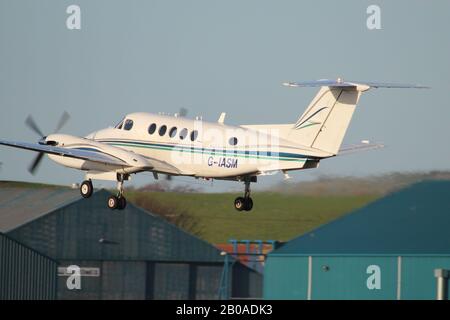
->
xmin=141 ymin=155 xmax=185 ymax=175
xmin=338 ymin=141 xmax=385 ymax=155
xmin=0 ymin=139 xmax=128 ymax=166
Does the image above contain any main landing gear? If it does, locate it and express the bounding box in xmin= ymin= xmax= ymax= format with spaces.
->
xmin=234 ymin=177 xmax=255 ymax=212
xmin=107 ymin=174 xmax=128 ymax=210
xmin=79 ymin=174 xmax=128 ymax=210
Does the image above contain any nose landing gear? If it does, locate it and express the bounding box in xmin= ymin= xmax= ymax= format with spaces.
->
xmin=234 ymin=177 xmax=254 ymax=212
xmin=80 ymin=180 xmax=93 ymax=198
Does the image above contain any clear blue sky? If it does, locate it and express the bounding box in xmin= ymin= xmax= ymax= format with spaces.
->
xmin=0 ymin=1 xmax=449 ymax=191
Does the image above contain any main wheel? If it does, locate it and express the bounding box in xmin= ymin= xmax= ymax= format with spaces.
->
xmin=234 ymin=197 xmax=246 ymax=211
xmin=80 ymin=180 xmax=93 ymax=198
xmin=244 ymin=197 xmax=253 ymax=211
xmin=107 ymin=195 xmax=119 ymax=210
xmin=117 ymin=197 xmax=127 ymax=210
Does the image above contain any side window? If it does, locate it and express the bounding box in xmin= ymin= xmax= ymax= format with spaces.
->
xmin=148 ymin=123 xmax=157 ymax=135
xmin=190 ymin=130 xmax=198 ymax=142
xmin=159 ymin=125 xmax=167 ymax=136
xmin=179 ymin=128 xmax=188 ymax=140
xmin=124 ymin=119 xmax=134 ymax=131
xmin=229 ymin=137 xmax=238 ymax=146
xmin=169 ymin=127 xmax=177 ymax=138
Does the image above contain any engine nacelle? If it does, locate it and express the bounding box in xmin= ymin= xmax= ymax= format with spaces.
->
xmin=45 ymin=134 xmax=150 ymax=173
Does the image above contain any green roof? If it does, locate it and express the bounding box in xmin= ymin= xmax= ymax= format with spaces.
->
xmin=1 ymin=186 xmax=226 ymax=262
xmin=0 ymin=186 xmax=80 ymax=232
xmin=270 ymin=180 xmax=450 ymax=256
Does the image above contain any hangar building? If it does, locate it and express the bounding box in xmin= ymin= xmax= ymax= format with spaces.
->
xmin=0 ymin=184 xmax=261 ymax=299
xmin=264 ymin=181 xmax=450 ymax=300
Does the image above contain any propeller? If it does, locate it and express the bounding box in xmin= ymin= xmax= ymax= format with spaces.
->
xmin=25 ymin=111 xmax=70 ymax=175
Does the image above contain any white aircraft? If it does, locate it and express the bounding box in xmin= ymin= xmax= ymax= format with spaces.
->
xmin=0 ymin=79 xmax=426 ymax=211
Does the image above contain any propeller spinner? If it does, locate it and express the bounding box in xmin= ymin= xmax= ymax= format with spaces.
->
xmin=25 ymin=111 xmax=70 ymax=174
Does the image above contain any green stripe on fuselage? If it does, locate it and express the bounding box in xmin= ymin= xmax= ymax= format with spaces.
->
xmin=106 ymin=141 xmax=306 ymax=163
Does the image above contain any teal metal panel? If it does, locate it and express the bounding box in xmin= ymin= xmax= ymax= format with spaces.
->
xmin=195 ymin=264 xmax=222 ymax=299
xmin=401 ymin=256 xmax=450 ymax=300
xmin=264 ymin=255 xmax=450 ymax=300
xmin=264 ymin=256 xmax=309 ymax=299
xmin=0 ymin=233 xmax=57 ymax=300
xmin=311 ymin=256 xmax=397 ymax=300
xmin=153 ymin=263 xmax=190 ymax=299
xmin=101 ymin=261 xmax=146 ymax=300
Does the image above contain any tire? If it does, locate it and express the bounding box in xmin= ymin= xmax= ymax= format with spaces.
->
xmin=244 ymin=197 xmax=253 ymax=211
xmin=107 ymin=195 xmax=119 ymax=210
xmin=234 ymin=197 xmax=245 ymax=211
xmin=80 ymin=180 xmax=93 ymax=198
xmin=117 ymin=197 xmax=127 ymax=210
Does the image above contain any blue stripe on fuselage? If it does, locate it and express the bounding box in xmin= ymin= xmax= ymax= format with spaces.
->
xmin=95 ymin=139 xmax=317 ymax=160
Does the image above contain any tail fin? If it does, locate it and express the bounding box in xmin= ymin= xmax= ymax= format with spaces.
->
xmin=283 ymin=79 xmax=427 ymax=155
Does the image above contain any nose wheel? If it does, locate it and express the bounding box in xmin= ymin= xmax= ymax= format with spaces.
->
xmin=80 ymin=180 xmax=93 ymax=198
xmin=234 ymin=178 xmax=254 ymax=212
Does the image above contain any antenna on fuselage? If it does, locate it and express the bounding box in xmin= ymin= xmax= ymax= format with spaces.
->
xmin=218 ymin=112 xmax=226 ymax=124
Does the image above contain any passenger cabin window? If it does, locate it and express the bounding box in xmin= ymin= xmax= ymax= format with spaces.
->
xmin=190 ymin=130 xmax=198 ymax=142
xmin=124 ymin=119 xmax=134 ymax=131
xmin=148 ymin=123 xmax=157 ymax=135
xmin=169 ymin=127 xmax=177 ymax=138
xmin=159 ymin=125 xmax=167 ymax=136
xmin=179 ymin=128 xmax=188 ymax=140
xmin=229 ymin=137 xmax=238 ymax=146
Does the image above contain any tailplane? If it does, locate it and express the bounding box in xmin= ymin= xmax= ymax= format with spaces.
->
xmin=283 ymin=79 xmax=427 ymax=155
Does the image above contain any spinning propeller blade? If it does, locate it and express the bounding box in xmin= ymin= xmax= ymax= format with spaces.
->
xmin=25 ymin=115 xmax=45 ymax=138
xmin=28 ymin=152 xmax=44 ymax=174
xmin=24 ymin=111 xmax=70 ymax=174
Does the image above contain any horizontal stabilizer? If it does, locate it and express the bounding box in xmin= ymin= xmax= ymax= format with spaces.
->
xmin=283 ymin=79 xmax=429 ymax=91
xmin=338 ymin=141 xmax=385 ymax=155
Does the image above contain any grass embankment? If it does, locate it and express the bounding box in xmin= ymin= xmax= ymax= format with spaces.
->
xmin=126 ymin=191 xmax=377 ymax=243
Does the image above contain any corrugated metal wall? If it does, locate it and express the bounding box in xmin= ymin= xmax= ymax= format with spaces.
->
xmin=57 ymin=260 xmax=232 ymax=300
xmin=264 ymin=255 xmax=450 ymax=300
xmin=0 ymin=233 xmax=57 ymax=300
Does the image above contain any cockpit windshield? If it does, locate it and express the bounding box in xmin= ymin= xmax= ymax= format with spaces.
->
xmin=114 ymin=118 xmax=125 ymax=129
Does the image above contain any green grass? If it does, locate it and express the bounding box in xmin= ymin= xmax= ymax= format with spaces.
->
xmin=0 ymin=180 xmax=379 ymax=244
xmin=126 ymin=191 xmax=378 ymax=243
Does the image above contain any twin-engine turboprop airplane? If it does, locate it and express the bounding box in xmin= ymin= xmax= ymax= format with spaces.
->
xmin=0 ymin=79 xmax=427 ymax=211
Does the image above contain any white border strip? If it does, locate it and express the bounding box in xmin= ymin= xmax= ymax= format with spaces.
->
xmin=307 ymin=256 xmax=312 ymax=300
xmin=397 ymin=256 xmax=402 ymax=300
